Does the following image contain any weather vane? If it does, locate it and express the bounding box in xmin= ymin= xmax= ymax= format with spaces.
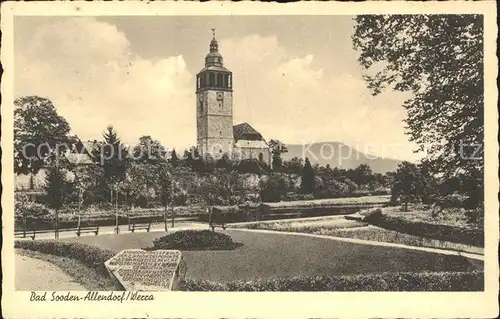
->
xmin=211 ymin=28 xmax=216 ymax=39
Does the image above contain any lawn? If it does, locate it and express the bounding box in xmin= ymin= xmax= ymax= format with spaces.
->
xmin=62 ymin=228 xmax=482 ymax=282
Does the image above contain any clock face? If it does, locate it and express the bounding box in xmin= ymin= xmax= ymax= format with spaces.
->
xmin=216 ymin=92 xmax=224 ymax=101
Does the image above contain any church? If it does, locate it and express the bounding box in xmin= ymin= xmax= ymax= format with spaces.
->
xmin=195 ymin=32 xmax=272 ymax=166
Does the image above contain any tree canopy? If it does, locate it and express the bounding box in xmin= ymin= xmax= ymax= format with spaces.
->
xmin=352 ymin=15 xmax=483 ymax=184
xmin=14 ymin=96 xmax=73 ymax=177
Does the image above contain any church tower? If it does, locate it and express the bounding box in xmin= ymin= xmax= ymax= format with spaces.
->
xmin=196 ymin=30 xmax=234 ymax=157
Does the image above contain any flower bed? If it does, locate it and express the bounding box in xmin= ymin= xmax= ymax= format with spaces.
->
xmin=149 ymin=230 xmax=243 ymax=251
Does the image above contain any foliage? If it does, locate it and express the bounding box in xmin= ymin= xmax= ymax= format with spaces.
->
xmin=181 ymin=271 xmax=483 ymax=291
xmin=124 ymin=162 xmax=160 ymax=206
xmin=263 ymin=195 xmax=390 ymax=208
xmin=391 ymin=161 xmax=423 ymax=211
xmin=92 ymin=126 xmax=129 ymax=191
xmin=282 ymin=157 xmax=303 ymax=174
xmin=14 ymin=96 xmax=73 ymax=179
xmin=235 ymin=158 xmax=267 ymax=175
xmin=43 ymin=162 xmax=68 ymax=210
xmin=215 ymin=153 xmax=233 ymax=169
xmin=170 ymin=149 xmax=179 ymax=166
xmin=15 ymin=193 xmax=54 ymax=226
xmin=132 ymin=135 xmax=167 ymax=165
xmin=268 ymin=139 xmax=288 ymax=169
xmin=259 ymin=175 xmax=287 ymax=202
xmin=150 ymin=230 xmax=242 ymax=250
xmin=364 ymin=209 xmax=483 ymax=247
xmin=300 ymin=158 xmax=315 ymax=194
xmin=14 ymin=240 xmax=116 ymax=276
xmin=353 ymin=15 xmax=484 ymax=206
xmin=72 ymin=165 xmax=106 ymax=205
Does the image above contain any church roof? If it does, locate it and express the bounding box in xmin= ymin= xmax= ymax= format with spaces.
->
xmin=233 ymin=122 xmax=264 ymax=142
xmin=198 ymin=65 xmax=231 ymax=73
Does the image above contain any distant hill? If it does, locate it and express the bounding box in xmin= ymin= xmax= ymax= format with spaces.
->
xmin=281 ymin=142 xmax=402 ymax=174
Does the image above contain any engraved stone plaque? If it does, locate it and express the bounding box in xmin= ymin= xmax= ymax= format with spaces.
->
xmin=104 ymin=249 xmax=187 ymax=291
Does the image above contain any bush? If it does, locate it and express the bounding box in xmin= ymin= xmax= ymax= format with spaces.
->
xmin=181 ymin=270 xmax=483 ymax=291
xmin=150 ymin=230 xmax=242 ymax=250
xmin=15 ymin=194 xmax=54 ymax=227
xmin=14 ymin=240 xmax=115 ymax=275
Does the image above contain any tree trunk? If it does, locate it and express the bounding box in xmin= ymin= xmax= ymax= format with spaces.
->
xmin=164 ymin=204 xmax=168 ymax=232
xmin=115 ymin=191 xmax=119 ymax=234
xmin=55 ymin=209 xmax=59 ymax=239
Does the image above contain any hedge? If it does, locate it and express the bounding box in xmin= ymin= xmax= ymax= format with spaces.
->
xmin=14 ymin=240 xmax=115 ymax=275
xmin=365 ymin=210 xmax=484 ymax=247
xmin=181 ymin=271 xmax=484 ymax=291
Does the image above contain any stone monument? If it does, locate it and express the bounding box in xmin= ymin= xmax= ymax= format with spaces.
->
xmin=104 ymin=249 xmax=188 ymax=291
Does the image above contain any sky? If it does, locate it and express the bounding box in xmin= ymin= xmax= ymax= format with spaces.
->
xmin=14 ymin=15 xmax=421 ymax=161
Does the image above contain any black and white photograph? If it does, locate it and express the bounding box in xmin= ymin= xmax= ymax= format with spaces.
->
xmin=1 ymin=1 xmax=498 ymax=318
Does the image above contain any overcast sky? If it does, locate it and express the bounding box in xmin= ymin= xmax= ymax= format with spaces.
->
xmin=14 ymin=15 xmax=421 ymax=161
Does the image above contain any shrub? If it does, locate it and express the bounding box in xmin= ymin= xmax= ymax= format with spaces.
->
xmin=15 ymin=194 xmax=54 ymax=227
xmin=150 ymin=230 xmax=242 ymax=250
xmin=181 ymin=270 xmax=483 ymax=291
xmin=14 ymin=240 xmax=115 ymax=275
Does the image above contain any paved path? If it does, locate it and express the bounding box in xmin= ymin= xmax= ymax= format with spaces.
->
xmin=15 ymin=254 xmax=85 ymax=291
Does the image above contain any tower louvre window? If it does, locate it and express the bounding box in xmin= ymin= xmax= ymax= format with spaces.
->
xmin=217 ymin=73 xmax=223 ymax=88
xmin=224 ymin=74 xmax=229 ymax=88
xmin=209 ymin=73 xmax=215 ymax=86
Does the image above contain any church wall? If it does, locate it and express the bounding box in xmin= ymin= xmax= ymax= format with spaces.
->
xmin=233 ymin=145 xmax=272 ymax=166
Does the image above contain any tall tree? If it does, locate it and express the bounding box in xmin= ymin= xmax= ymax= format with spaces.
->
xmin=44 ymin=161 xmax=67 ymax=239
xmin=352 ymin=15 xmax=483 ymax=205
xmin=93 ymin=126 xmax=129 ymax=193
xmin=268 ymin=139 xmax=288 ymax=169
xmin=392 ymin=161 xmax=423 ymax=211
xmin=300 ymin=157 xmax=315 ymax=194
xmin=170 ymin=149 xmax=179 ymax=167
xmin=132 ymin=135 xmax=166 ymax=165
xmin=14 ymin=96 xmax=73 ymax=188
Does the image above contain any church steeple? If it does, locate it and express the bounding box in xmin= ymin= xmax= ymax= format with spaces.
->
xmin=205 ymin=28 xmax=223 ymax=67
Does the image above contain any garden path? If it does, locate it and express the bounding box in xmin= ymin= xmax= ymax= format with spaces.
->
xmin=15 ymin=254 xmax=85 ymax=290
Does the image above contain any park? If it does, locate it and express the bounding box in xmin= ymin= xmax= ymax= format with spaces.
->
xmin=13 ymin=14 xmax=484 ymax=292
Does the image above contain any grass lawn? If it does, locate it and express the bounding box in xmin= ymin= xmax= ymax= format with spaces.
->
xmin=62 ymin=229 xmax=482 ymax=282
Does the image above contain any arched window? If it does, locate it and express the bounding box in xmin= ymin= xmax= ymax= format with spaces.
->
xmin=197 ymin=76 xmax=200 ymax=89
xmin=228 ymin=74 xmax=232 ymax=88
xmin=209 ymin=73 xmax=215 ymax=86
xmin=224 ymin=74 xmax=229 ymax=88
xmin=258 ymin=152 xmax=264 ymax=163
